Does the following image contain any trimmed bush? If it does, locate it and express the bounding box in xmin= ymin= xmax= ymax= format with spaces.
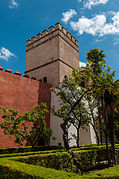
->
xmin=0 ymin=145 xmax=64 ymax=154
xmin=0 ymin=158 xmax=80 ymax=179
xmin=17 ymin=149 xmax=112 ymax=172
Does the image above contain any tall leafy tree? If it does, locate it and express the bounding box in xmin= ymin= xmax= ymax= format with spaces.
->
xmin=53 ymin=48 xmax=117 ymax=166
xmin=86 ymin=48 xmax=116 ymax=165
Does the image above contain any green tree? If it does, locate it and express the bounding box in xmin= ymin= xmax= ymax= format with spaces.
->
xmin=52 ymin=72 xmax=90 ymax=149
xmin=84 ymin=93 xmax=100 ymax=145
xmin=113 ymin=80 xmax=119 ymax=142
xmin=86 ymin=48 xmax=116 ymax=165
xmin=0 ymin=103 xmax=52 ymax=147
xmin=53 ymin=48 xmax=117 ymax=166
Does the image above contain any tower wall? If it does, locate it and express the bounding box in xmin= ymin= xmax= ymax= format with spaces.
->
xmin=25 ymin=23 xmax=79 ymax=87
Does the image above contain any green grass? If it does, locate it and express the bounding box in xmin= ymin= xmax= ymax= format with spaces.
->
xmin=80 ymin=165 xmax=119 ymax=178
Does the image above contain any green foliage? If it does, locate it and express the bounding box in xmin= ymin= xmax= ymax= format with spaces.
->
xmin=0 ymin=103 xmax=52 ymax=147
xmin=86 ymin=48 xmax=115 ymax=96
xmin=0 ymin=145 xmax=64 ymax=155
xmin=81 ymin=165 xmax=119 ymax=178
xmin=0 ymin=144 xmax=119 ymax=178
xmin=0 ymin=158 xmax=80 ymax=179
xmin=52 ymin=70 xmax=90 ymax=148
xmin=15 ymin=147 xmax=113 ymax=172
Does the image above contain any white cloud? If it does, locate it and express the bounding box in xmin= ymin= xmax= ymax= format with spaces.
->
xmin=61 ymin=9 xmax=77 ymax=24
xmin=9 ymin=0 xmax=18 ymax=9
xmin=79 ymin=61 xmax=86 ymax=67
xmin=0 ymin=47 xmax=16 ymax=61
xmin=70 ymin=12 xmax=119 ymax=36
xmin=84 ymin=0 xmax=108 ymax=9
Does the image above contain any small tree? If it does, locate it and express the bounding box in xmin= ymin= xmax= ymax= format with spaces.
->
xmin=84 ymin=94 xmax=100 ymax=145
xmin=0 ymin=103 xmax=52 ymax=147
xmin=52 ymin=73 xmax=89 ymax=149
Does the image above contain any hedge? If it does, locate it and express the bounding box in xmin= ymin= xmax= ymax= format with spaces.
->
xmin=0 ymin=145 xmax=64 ymax=154
xmin=0 ymin=144 xmax=119 ymax=178
xmin=0 ymin=158 xmax=80 ymax=179
xmin=0 ymin=157 xmax=119 ymax=178
xmin=0 ymin=149 xmax=65 ymax=159
xmin=16 ymin=149 xmax=113 ymax=172
xmin=1 ymin=143 xmax=119 ymax=155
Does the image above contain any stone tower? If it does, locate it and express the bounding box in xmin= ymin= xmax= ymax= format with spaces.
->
xmin=25 ymin=22 xmax=79 ymax=87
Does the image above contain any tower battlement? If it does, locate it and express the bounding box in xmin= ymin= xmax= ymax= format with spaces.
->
xmin=25 ymin=22 xmax=79 ymax=87
xmin=26 ymin=22 xmax=79 ymax=52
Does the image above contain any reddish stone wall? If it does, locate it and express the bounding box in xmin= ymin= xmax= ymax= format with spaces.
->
xmin=0 ymin=69 xmax=51 ymax=148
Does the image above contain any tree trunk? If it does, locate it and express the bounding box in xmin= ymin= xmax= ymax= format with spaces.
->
xmin=93 ymin=125 xmax=100 ymax=146
xmin=76 ymin=127 xmax=80 ymax=148
xmin=107 ymin=105 xmax=117 ymax=165
xmin=60 ymin=120 xmax=69 ymax=150
xmin=104 ymin=89 xmax=117 ymax=165
xmin=98 ymin=101 xmax=103 ymax=146
xmin=99 ymin=114 xmax=103 ymax=145
xmin=104 ymin=127 xmax=111 ymax=166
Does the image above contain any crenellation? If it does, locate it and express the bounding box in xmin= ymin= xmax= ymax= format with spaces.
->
xmin=66 ymin=31 xmax=71 ymax=39
xmin=42 ymin=29 xmax=48 ymax=36
xmin=49 ymin=25 xmax=55 ymax=33
xmin=0 ymin=66 xmax=3 ymax=71
xmin=37 ymin=32 xmax=42 ymax=39
xmin=27 ymin=39 xmax=31 ymax=46
xmin=55 ymin=22 xmax=62 ymax=30
xmin=14 ymin=72 xmax=21 ymax=76
xmin=0 ymin=68 xmax=46 ymax=82
xmin=26 ymin=22 xmax=79 ymax=49
xmin=62 ymin=26 xmax=67 ymax=35
xmin=71 ymin=35 xmax=75 ymax=43
xmin=31 ymin=36 xmax=37 ymax=43
xmin=5 ymin=69 xmax=12 ymax=73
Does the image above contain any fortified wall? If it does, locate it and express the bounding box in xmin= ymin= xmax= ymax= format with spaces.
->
xmin=0 ymin=67 xmax=51 ymax=148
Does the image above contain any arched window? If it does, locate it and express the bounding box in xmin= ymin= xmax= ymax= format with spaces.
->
xmin=43 ymin=77 xmax=47 ymax=83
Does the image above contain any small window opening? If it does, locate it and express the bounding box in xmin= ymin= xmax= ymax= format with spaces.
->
xmin=43 ymin=77 xmax=47 ymax=83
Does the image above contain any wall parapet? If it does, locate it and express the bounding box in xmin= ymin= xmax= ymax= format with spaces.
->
xmin=0 ymin=66 xmax=50 ymax=84
xmin=26 ymin=22 xmax=79 ymax=51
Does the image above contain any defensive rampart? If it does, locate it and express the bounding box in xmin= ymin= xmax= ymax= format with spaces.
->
xmin=0 ymin=67 xmax=51 ymax=148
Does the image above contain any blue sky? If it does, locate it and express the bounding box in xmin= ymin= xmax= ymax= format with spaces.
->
xmin=0 ymin=0 xmax=119 ymax=79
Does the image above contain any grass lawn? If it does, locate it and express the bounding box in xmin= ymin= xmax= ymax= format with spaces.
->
xmin=80 ymin=165 xmax=119 ymax=178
